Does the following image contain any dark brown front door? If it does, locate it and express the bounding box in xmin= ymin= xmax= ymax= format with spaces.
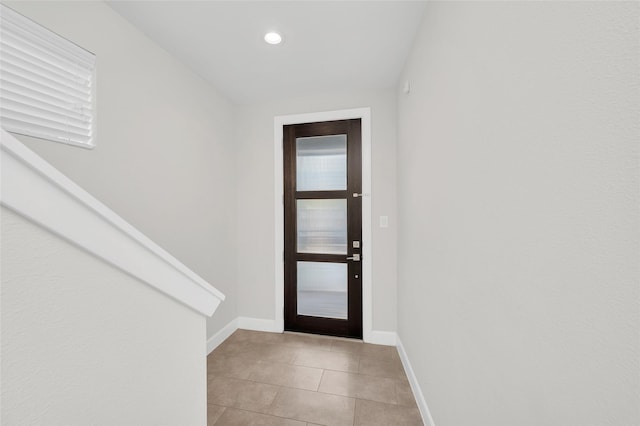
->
xmin=283 ymin=119 xmax=362 ymax=339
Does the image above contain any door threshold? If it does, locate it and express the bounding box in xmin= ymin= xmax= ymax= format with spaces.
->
xmin=283 ymin=330 xmax=364 ymax=343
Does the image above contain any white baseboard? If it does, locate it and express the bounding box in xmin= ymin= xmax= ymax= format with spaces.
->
xmin=396 ymin=335 xmax=435 ymax=426
xmin=237 ymin=316 xmax=279 ymax=333
xmin=206 ymin=318 xmax=238 ymax=355
xmin=365 ymin=330 xmax=397 ymax=346
xmin=207 ymin=316 xmax=400 ymax=354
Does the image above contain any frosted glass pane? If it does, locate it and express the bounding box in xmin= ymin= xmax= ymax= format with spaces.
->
xmin=297 ymin=199 xmax=347 ymax=254
xmin=297 ymin=261 xmax=347 ymax=319
xmin=296 ymin=135 xmax=347 ymax=191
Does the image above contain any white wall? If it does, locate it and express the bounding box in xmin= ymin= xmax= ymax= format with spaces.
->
xmin=235 ymin=89 xmax=398 ymax=333
xmin=397 ymin=2 xmax=639 ymax=425
xmin=4 ymin=1 xmax=237 ymax=337
xmin=1 ymin=208 xmax=207 ymax=425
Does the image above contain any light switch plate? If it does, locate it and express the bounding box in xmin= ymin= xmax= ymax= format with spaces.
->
xmin=379 ymin=215 xmax=389 ymax=228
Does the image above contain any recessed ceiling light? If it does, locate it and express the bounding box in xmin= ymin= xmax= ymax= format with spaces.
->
xmin=264 ymin=32 xmax=282 ymax=45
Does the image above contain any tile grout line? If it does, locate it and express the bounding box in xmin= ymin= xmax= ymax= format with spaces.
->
xmin=317 ymin=368 xmax=326 ymax=392
xmin=266 ymin=385 xmax=281 ymax=420
xmin=210 ymin=377 xmax=364 ymax=425
xmin=223 ymin=384 xmax=311 ymax=424
xmin=290 ymin=347 xmax=301 ymax=365
xmin=212 ymin=371 xmax=411 ymax=406
xmin=214 ymin=404 xmax=310 ymax=425
xmin=352 ymin=398 xmax=358 ymax=426
xmin=312 ymin=374 xmax=408 ymax=405
xmin=210 ymin=374 xmax=325 ymax=394
xmin=210 ymin=362 xmax=415 ymax=403
xmin=210 ymin=404 xmax=226 ymax=426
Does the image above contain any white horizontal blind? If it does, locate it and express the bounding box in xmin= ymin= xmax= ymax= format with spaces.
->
xmin=0 ymin=5 xmax=96 ymax=148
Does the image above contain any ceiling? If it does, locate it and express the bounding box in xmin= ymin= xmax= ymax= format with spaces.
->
xmin=106 ymin=1 xmax=427 ymax=105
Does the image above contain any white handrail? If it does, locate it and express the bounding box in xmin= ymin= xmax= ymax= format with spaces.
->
xmin=0 ymin=129 xmax=225 ymax=316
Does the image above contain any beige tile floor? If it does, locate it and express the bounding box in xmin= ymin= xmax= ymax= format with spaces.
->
xmin=207 ymin=330 xmax=423 ymax=426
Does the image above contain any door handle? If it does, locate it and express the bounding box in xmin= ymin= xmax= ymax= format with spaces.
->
xmin=346 ymin=254 xmax=360 ymax=261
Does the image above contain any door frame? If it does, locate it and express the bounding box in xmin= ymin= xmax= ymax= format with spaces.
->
xmin=274 ymin=108 xmax=372 ymax=341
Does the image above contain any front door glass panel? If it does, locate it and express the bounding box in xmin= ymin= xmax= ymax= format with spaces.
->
xmin=296 ymin=199 xmax=347 ymax=254
xmin=297 ymin=261 xmax=348 ymax=319
xmin=296 ymin=135 xmax=347 ymax=191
